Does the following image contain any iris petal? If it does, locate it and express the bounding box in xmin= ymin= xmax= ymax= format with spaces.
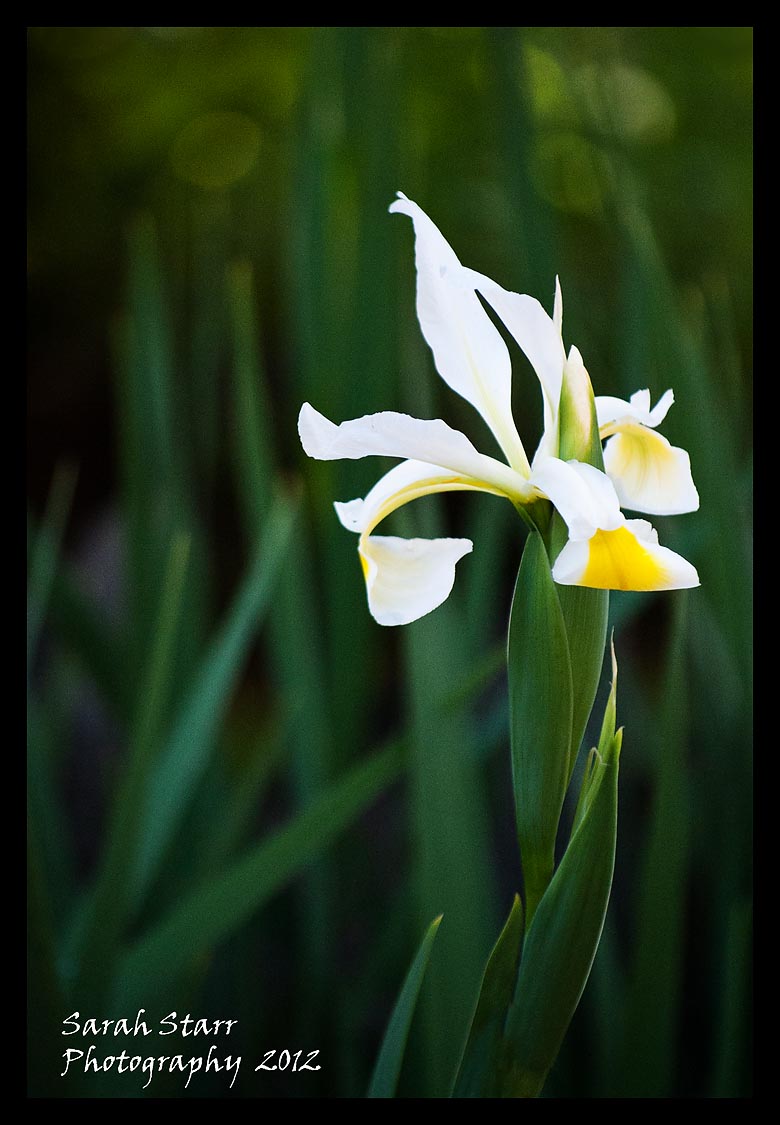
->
xmin=602 ymin=426 xmax=699 ymax=515
xmin=299 ymin=403 xmax=534 ymax=503
xmin=552 ymin=520 xmax=700 ymax=591
xmin=360 ymin=535 xmax=473 ymax=626
xmin=464 ymin=267 xmax=566 ymax=461
xmin=389 ymin=194 xmax=530 ymax=475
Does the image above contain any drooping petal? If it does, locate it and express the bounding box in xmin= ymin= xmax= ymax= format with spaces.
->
xmin=333 ymin=459 xmax=510 ymax=625
xmin=359 ymin=534 xmax=473 ymax=626
xmin=299 ymin=403 xmax=533 ymax=502
xmin=334 ymin=458 xmax=505 ymax=537
xmin=602 ymin=425 xmax=700 ymax=515
xmin=552 ymin=518 xmax=699 ymax=591
xmin=464 ymin=267 xmax=566 ymax=460
xmin=388 ymin=193 xmax=530 ymax=475
xmin=530 ymin=458 xmax=623 ymax=542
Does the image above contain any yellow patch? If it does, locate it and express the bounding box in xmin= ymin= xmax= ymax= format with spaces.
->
xmin=581 ymin=526 xmax=667 ymax=591
xmin=367 ymin=476 xmax=505 ymax=536
xmin=359 ymin=551 xmax=370 ymax=581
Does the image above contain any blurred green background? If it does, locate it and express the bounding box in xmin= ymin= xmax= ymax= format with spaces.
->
xmin=28 ymin=27 xmax=752 ymax=1099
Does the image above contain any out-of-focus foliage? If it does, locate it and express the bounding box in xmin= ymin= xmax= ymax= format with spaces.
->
xmin=28 ymin=27 xmax=751 ymax=1099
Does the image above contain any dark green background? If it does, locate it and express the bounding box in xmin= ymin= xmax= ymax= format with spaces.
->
xmin=28 ymin=27 xmax=752 ymax=1098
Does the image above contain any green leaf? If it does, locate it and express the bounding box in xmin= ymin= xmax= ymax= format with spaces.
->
xmin=500 ymin=720 xmax=621 ymax=1097
xmin=403 ymin=530 xmax=498 ymax=1097
xmin=114 ymin=741 xmax=403 ymax=1010
xmin=553 ymin=351 xmax=609 ymax=783
xmin=507 ymin=528 xmax=573 ymax=923
xmin=27 ymin=818 xmax=76 ymax=1097
xmin=572 ymin=637 xmax=618 ymax=836
xmin=27 ymin=464 xmax=77 ymax=677
xmin=367 ymin=915 xmax=443 ymax=1098
xmin=556 ymin=577 xmax=609 ymax=782
xmin=228 ymin=258 xmax=276 ymax=536
xmin=129 ymin=492 xmax=297 ymax=913
xmin=616 ymin=594 xmax=690 ymax=1097
xmin=452 ymin=894 xmax=524 ymax=1098
xmin=71 ymin=532 xmax=190 ymax=1007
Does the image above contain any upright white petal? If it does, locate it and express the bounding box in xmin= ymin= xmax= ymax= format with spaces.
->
xmin=603 ymin=426 xmax=700 ymax=515
xmin=553 ymin=275 xmax=563 ymax=335
xmin=530 ymin=458 xmax=623 ymax=542
xmin=388 ymin=193 xmax=530 ymax=475
xmin=360 ymin=535 xmax=473 ymax=626
xmin=464 ymin=267 xmax=566 ymax=460
xmin=298 ymin=403 xmax=533 ymax=502
xmin=596 ymin=388 xmax=674 ymax=430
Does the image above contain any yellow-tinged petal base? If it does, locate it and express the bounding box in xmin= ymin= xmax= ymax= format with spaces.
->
xmin=581 ymin=526 xmax=667 ymax=590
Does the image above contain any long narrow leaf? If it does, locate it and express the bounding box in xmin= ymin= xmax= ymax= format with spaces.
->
xmin=368 ymin=915 xmax=442 ymax=1098
xmin=453 ymin=895 xmax=525 ymax=1098
xmin=27 ymin=465 xmax=77 ymax=675
xmin=115 ymin=741 xmax=403 ymax=1009
xmin=507 ymin=528 xmax=573 ymax=922
xmin=130 ymin=492 xmax=297 ymax=911
xmin=72 ymin=532 xmax=190 ymax=1007
xmin=501 ymin=725 xmax=621 ymax=1097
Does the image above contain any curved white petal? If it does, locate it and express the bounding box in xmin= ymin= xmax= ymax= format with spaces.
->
xmin=553 ymin=275 xmax=563 ymax=335
xmin=596 ymin=388 xmax=674 ymax=430
xmin=603 ymin=425 xmax=700 ymax=515
xmin=464 ymin=267 xmax=566 ymax=460
xmin=299 ymin=403 xmax=533 ymax=502
xmin=334 ymin=458 xmax=502 ymax=536
xmin=530 ymin=458 xmax=623 ymax=541
xmin=552 ymin=518 xmax=699 ymax=591
xmin=360 ymin=535 xmax=473 ymax=626
xmin=388 ymin=193 xmax=530 ymax=475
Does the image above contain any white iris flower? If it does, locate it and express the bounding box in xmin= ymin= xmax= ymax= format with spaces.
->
xmin=298 ymin=193 xmax=699 ymax=626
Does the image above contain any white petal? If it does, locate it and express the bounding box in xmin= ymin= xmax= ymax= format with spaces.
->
xmin=299 ymin=403 xmax=532 ymax=502
xmin=646 ymin=389 xmax=674 ymax=427
xmin=603 ymin=425 xmax=700 ymax=514
xmin=360 ymin=535 xmax=473 ymax=626
xmin=464 ymin=267 xmax=566 ymax=460
xmin=553 ymin=275 xmax=563 ymax=335
xmin=388 ymin=194 xmax=530 ymax=474
xmin=596 ymin=388 xmax=674 ymax=430
xmin=531 ymin=458 xmax=623 ymax=541
xmin=552 ymin=520 xmax=699 ymax=591
xmin=334 ymin=458 xmax=501 ymax=536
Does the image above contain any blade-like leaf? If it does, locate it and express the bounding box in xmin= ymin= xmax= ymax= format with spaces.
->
xmin=453 ymin=894 xmax=525 ymax=1098
xmin=507 ymin=527 xmax=573 ymax=922
xmin=72 ymin=532 xmax=190 ymax=1007
xmin=500 ymin=709 xmax=621 ymax=1096
xmin=556 ymin=578 xmax=609 ymax=783
xmin=130 ymin=492 xmax=297 ymax=913
xmin=617 ymin=594 xmax=690 ymax=1097
xmin=114 ymin=740 xmax=403 ymax=1009
xmin=368 ymin=915 xmax=443 ymax=1098
xmin=27 ymin=464 xmax=77 ymax=677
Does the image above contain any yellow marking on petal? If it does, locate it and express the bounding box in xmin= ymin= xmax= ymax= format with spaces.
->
xmin=360 ymin=551 xmax=370 ymax=581
xmin=581 ymin=526 xmax=667 ymax=591
xmin=366 ymin=476 xmax=508 ymax=536
xmin=603 ymin=425 xmax=677 ymax=491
